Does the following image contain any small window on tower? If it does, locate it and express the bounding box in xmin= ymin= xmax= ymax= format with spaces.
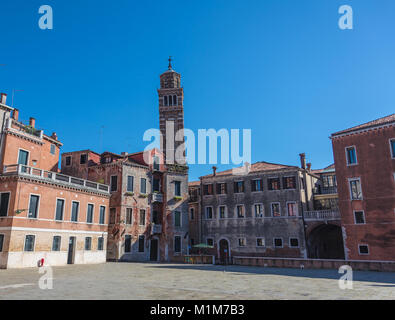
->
xmin=173 ymin=95 xmax=177 ymax=105
xmin=169 ymin=95 xmax=173 ymax=106
xmin=164 ymin=96 xmax=168 ymax=106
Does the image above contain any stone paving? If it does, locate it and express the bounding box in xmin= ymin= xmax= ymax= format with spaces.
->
xmin=0 ymin=262 xmax=394 ymax=299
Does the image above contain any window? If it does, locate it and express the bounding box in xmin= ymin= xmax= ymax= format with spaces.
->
xmin=153 ymin=156 xmax=160 ymax=170
xmin=323 ymin=175 xmax=336 ymax=188
xmin=65 ymin=156 xmax=71 ymax=166
xmin=87 ymin=204 xmax=94 ymax=223
xmin=127 ymin=176 xmax=134 ymax=192
xmin=24 ymin=235 xmax=35 ymax=252
xmin=190 ymin=208 xmax=194 ymax=220
xmin=358 ymin=244 xmax=369 ymax=255
xmin=55 ymin=199 xmax=64 ymax=221
xmin=254 ymin=204 xmax=263 ymax=218
xmin=283 ymin=177 xmax=296 ymax=189
xmin=52 ymin=236 xmax=61 ymax=251
xmin=18 ymin=149 xmax=29 ymax=166
xmin=349 ymin=178 xmax=363 ymax=200
xmin=109 ymin=208 xmax=116 ymax=224
xmin=274 ymin=238 xmax=283 ymax=248
xmin=346 ymin=146 xmax=357 ymax=165
xmin=99 ymin=206 xmax=106 ymax=224
xmin=153 ymin=178 xmax=160 ymax=192
xmin=173 ymin=95 xmax=177 ymax=105
xmin=139 ymin=209 xmax=146 ymax=225
xmin=174 ymin=211 xmax=181 ymax=227
xmin=268 ymin=178 xmax=280 ymax=190
xmin=287 ymin=202 xmax=298 ymax=217
xmin=125 ymin=235 xmax=131 ymax=253
xmin=207 ymin=238 xmax=214 ymax=247
xmin=174 ymin=181 xmax=181 ymax=196
xmin=236 ymin=205 xmax=245 ymax=218
xmin=28 ymin=195 xmax=40 ymax=218
xmin=152 ymin=210 xmax=159 ymax=224
xmin=50 ymin=144 xmax=56 ymax=155
xmin=390 ymin=139 xmax=395 ymax=158
xmin=126 ymin=208 xmax=133 ymax=225
xmin=98 ymin=237 xmax=104 ymax=250
xmin=216 ymin=183 xmax=227 ymax=194
xmin=140 ymin=178 xmax=147 ymax=194
xmin=138 ymin=235 xmax=145 ymax=252
xmin=71 ymin=201 xmax=79 ymax=222
xmin=174 ymin=236 xmax=181 ymax=253
xmin=271 ymin=203 xmax=281 ymax=217
xmin=85 ymin=237 xmax=92 ymax=250
xmin=164 ymin=96 xmax=168 ymax=106
xmin=205 ymin=207 xmax=213 ymax=219
xmin=0 ymin=192 xmax=10 ymax=217
xmin=80 ymin=154 xmax=87 ymax=165
xmin=203 ymin=184 xmax=213 ymax=195
xmin=251 ymin=179 xmax=263 ymax=192
xmin=238 ymin=238 xmax=246 ymax=247
xmin=354 ymin=211 xmax=366 ymax=224
xmin=256 ymin=238 xmax=265 ymax=247
xmin=234 ymin=181 xmax=244 ymax=193
xmin=110 ymin=175 xmax=118 ymax=192
xmin=290 ymin=238 xmax=299 ymax=248
xmin=169 ymin=95 xmax=173 ymax=106
xmin=0 ymin=234 xmax=3 ymax=252
xmin=219 ymin=206 xmax=226 ymax=219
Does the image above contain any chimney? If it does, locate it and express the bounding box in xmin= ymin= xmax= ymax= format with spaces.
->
xmin=29 ymin=117 xmax=35 ymax=128
xmin=12 ymin=109 xmax=19 ymax=121
xmin=212 ymin=166 xmax=217 ymax=176
xmin=0 ymin=93 xmax=7 ymax=105
xmin=307 ymin=163 xmax=312 ymax=172
xmin=299 ymin=153 xmax=306 ymax=169
xmin=51 ymin=132 xmax=58 ymax=140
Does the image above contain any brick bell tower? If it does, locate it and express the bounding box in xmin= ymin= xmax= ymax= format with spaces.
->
xmin=158 ymin=57 xmax=185 ymax=164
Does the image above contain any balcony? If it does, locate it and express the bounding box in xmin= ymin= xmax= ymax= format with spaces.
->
xmin=2 ymin=164 xmax=110 ymax=194
xmin=152 ymin=192 xmax=163 ymax=203
xmin=150 ymin=223 xmax=162 ymax=235
xmin=6 ymin=119 xmax=43 ymax=141
xmin=313 ymin=186 xmax=338 ymax=195
xmin=304 ymin=210 xmax=341 ymax=221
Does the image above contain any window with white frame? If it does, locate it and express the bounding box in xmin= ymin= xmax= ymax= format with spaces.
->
xmin=390 ymin=139 xmax=395 ymax=158
xmin=28 ymin=195 xmax=40 ymax=219
xmin=354 ymin=211 xmax=365 ymax=224
xmin=174 ymin=236 xmax=181 ymax=253
xmin=205 ymin=207 xmax=213 ymax=219
xmin=219 ymin=206 xmax=226 ymax=219
xmin=236 ymin=205 xmax=245 ymax=218
xmin=358 ymin=244 xmax=369 ymax=255
xmin=238 ymin=238 xmax=246 ymax=247
xmin=346 ymin=146 xmax=357 ymax=165
xmin=254 ymin=204 xmax=263 ymax=218
xmin=52 ymin=236 xmax=61 ymax=251
xmin=206 ymin=238 xmax=214 ymax=247
xmin=289 ymin=238 xmax=299 ymax=248
xmin=349 ymin=178 xmax=363 ymax=200
xmin=50 ymin=144 xmax=56 ymax=155
xmin=24 ymin=235 xmax=35 ymax=252
xmin=274 ymin=238 xmax=283 ymax=248
xmin=0 ymin=192 xmax=10 ymax=217
xmin=84 ymin=237 xmax=92 ymax=250
xmin=256 ymin=238 xmax=265 ymax=247
xmin=0 ymin=234 xmax=4 ymax=252
xmin=271 ymin=203 xmax=281 ymax=217
xmin=287 ymin=202 xmax=298 ymax=217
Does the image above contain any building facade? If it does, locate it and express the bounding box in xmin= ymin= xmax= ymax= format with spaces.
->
xmin=0 ymin=100 xmax=110 ymax=269
xmin=331 ymin=114 xmax=395 ymax=261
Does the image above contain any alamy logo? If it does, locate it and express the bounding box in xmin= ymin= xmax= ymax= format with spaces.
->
xmin=338 ymin=5 xmax=353 ymax=30
xmin=338 ymin=265 xmax=353 ymax=290
xmin=38 ymin=5 xmax=53 ymax=30
xmin=38 ymin=266 xmax=53 ymax=290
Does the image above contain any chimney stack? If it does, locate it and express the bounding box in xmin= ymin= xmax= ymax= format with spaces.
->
xmin=299 ymin=153 xmax=306 ymax=169
xmin=212 ymin=166 xmax=217 ymax=176
xmin=0 ymin=93 xmax=7 ymax=105
xmin=29 ymin=117 xmax=35 ymax=128
xmin=51 ymin=132 xmax=58 ymax=140
xmin=12 ymin=109 xmax=19 ymax=121
xmin=307 ymin=163 xmax=312 ymax=172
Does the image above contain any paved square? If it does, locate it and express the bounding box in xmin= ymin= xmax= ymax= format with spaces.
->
xmin=0 ymin=263 xmax=394 ymax=299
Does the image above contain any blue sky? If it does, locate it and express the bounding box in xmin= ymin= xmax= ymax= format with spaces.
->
xmin=1 ymin=0 xmax=394 ymax=181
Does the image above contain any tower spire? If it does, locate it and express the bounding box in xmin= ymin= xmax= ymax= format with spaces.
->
xmin=168 ymin=56 xmax=172 ymax=70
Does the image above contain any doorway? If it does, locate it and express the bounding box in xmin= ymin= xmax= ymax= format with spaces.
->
xmin=219 ymin=239 xmax=230 ymax=264
xmin=67 ymin=236 xmax=76 ymax=264
xmin=150 ymin=238 xmax=158 ymax=261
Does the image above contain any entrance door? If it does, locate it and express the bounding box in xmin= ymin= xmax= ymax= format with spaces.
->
xmin=219 ymin=239 xmax=229 ymax=264
xmin=150 ymin=239 xmax=158 ymax=261
xmin=67 ymin=236 xmax=76 ymax=264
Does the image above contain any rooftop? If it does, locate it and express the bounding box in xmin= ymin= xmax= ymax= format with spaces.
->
xmin=331 ymin=113 xmax=395 ymax=137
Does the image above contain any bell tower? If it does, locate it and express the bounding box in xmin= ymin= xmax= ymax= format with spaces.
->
xmin=158 ymin=57 xmax=185 ymax=164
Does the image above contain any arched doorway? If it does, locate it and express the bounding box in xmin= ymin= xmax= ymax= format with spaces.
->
xmin=307 ymin=224 xmax=345 ymax=259
xmin=218 ymin=239 xmax=230 ymax=264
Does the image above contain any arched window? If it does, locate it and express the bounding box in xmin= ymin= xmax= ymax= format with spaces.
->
xmin=164 ymin=96 xmax=168 ymax=106
xmin=169 ymin=95 xmax=173 ymax=106
xmin=173 ymin=95 xmax=177 ymax=106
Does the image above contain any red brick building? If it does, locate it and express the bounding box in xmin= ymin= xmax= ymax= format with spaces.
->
xmin=331 ymin=114 xmax=395 ymax=261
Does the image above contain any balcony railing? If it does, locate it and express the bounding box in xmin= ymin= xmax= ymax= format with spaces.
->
xmin=150 ymin=223 xmax=162 ymax=235
xmin=304 ymin=210 xmax=340 ymax=221
xmin=152 ymin=192 xmax=163 ymax=203
xmin=2 ymin=164 xmax=110 ymax=194
xmin=313 ymin=186 xmax=338 ymax=195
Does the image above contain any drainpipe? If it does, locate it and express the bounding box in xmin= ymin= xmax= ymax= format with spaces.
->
xmin=299 ymin=153 xmax=310 ymax=259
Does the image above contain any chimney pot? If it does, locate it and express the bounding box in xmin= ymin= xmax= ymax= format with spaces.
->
xmin=212 ymin=166 xmax=217 ymax=176
xmin=299 ymin=153 xmax=306 ymax=169
xmin=29 ymin=117 xmax=35 ymax=128
xmin=0 ymin=93 xmax=7 ymax=105
xmin=307 ymin=163 xmax=312 ymax=171
xmin=12 ymin=109 xmax=19 ymax=121
xmin=51 ymin=132 xmax=58 ymax=140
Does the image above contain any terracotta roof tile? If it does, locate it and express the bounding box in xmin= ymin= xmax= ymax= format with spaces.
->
xmin=332 ymin=114 xmax=395 ymax=136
